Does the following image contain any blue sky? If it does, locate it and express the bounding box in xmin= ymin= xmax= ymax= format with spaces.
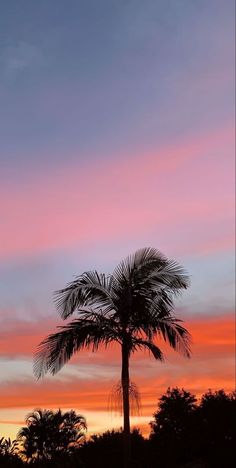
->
xmin=1 ymin=0 xmax=234 ymax=173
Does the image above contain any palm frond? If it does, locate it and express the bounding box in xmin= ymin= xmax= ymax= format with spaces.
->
xmin=128 ymin=290 xmax=173 ymax=336
xmin=149 ymin=259 xmax=190 ymax=292
xmin=54 ymin=271 xmax=115 ymax=319
xmin=132 ymin=338 xmax=164 ymax=361
xmin=111 ymin=249 xmax=189 ymax=325
xmin=112 ymin=247 xmax=167 ymax=285
xmin=62 ymin=410 xmax=87 ymax=430
xmin=16 ymin=427 xmax=30 ymax=439
xmin=156 ymin=317 xmax=192 ymax=358
xmin=34 ymin=318 xmax=118 ymax=379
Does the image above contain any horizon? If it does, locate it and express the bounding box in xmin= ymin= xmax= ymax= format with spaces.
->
xmin=0 ymin=0 xmax=235 ymax=441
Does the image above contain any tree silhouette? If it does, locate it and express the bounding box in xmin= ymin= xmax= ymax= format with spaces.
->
xmin=150 ymin=387 xmax=197 ymax=439
xmin=150 ymin=387 xmax=197 ymax=465
xmin=0 ymin=437 xmax=22 ymax=467
xmin=149 ymin=387 xmax=236 ymax=468
xmin=17 ymin=409 xmax=86 ymax=463
xmin=34 ymin=247 xmax=191 ymax=467
xmin=197 ymin=389 xmax=236 ymax=467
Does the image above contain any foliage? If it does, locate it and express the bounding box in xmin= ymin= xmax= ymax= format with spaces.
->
xmin=150 ymin=387 xmax=198 ymax=466
xmin=149 ymin=387 xmax=236 ymax=467
xmin=79 ymin=429 xmax=148 ymax=468
xmin=197 ymin=389 xmax=236 ymax=467
xmin=0 ymin=437 xmax=23 ymax=466
xmin=16 ymin=409 xmax=86 ymax=463
xmin=150 ymin=387 xmax=197 ymax=439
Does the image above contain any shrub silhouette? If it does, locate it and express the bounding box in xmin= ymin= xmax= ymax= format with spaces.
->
xmin=79 ymin=429 xmax=148 ymax=468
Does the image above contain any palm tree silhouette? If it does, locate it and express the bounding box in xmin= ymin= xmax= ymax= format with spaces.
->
xmin=34 ymin=247 xmax=191 ymax=467
xmin=17 ymin=409 xmax=86 ymax=462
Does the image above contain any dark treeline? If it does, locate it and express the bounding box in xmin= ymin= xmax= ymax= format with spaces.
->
xmin=1 ymin=388 xmax=235 ymax=468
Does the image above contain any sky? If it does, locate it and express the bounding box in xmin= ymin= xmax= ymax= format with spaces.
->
xmin=0 ymin=0 xmax=235 ymax=439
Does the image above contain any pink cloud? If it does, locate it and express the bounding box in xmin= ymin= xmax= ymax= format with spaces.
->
xmin=0 ymin=125 xmax=234 ymax=259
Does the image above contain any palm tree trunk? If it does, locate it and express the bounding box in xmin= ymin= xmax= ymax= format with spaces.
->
xmin=121 ymin=341 xmax=131 ymax=468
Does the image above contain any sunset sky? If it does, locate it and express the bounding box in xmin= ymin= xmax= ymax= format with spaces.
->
xmin=0 ymin=0 xmax=235 ymax=440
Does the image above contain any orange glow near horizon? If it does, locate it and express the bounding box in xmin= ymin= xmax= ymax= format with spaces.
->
xmin=0 ymin=314 xmax=234 ymax=439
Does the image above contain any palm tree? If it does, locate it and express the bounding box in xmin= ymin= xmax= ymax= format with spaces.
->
xmin=34 ymin=247 xmax=191 ymax=468
xmin=0 ymin=437 xmax=19 ymax=463
xmin=17 ymin=409 xmax=86 ymax=462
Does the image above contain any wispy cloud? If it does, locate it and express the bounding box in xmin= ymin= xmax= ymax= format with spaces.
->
xmin=1 ymin=41 xmax=41 ymax=75
xmin=0 ymin=125 xmax=234 ymax=259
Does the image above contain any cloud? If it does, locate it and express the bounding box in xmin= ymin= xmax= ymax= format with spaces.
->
xmin=0 ymin=312 xmax=234 ymax=359
xmin=0 ymin=313 xmax=234 ymax=387
xmin=0 ymin=125 xmax=234 ymax=260
xmin=1 ymin=41 xmax=41 ymax=75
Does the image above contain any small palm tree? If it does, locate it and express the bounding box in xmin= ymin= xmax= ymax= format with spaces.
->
xmin=34 ymin=247 xmax=191 ymax=468
xmin=0 ymin=437 xmax=18 ymax=462
xmin=17 ymin=409 xmax=86 ymax=462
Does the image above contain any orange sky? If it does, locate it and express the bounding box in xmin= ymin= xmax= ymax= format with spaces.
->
xmin=0 ymin=313 xmax=234 ymax=439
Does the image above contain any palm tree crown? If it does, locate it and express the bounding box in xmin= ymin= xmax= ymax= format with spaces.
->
xmin=34 ymin=247 xmax=191 ymax=377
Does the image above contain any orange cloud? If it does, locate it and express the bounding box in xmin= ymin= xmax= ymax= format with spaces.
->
xmin=0 ymin=319 xmax=57 ymax=358
xmin=0 ymin=315 xmax=234 ymax=420
xmin=1 ymin=313 xmax=234 ymax=361
xmin=0 ymin=311 xmax=234 ymax=446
